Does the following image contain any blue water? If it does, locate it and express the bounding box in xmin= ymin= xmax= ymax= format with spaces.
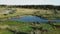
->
xmin=10 ymin=16 xmax=60 ymax=23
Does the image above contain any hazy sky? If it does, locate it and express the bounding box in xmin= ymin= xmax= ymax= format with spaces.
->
xmin=0 ymin=0 xmax=60 ymax=5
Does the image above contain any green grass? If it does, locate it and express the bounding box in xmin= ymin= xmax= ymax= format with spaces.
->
xmin=0 ymin=20 xmax=59 ymax=34
xmin=0 ymin=29 xmax=13 ymax=34
xmin=0 ymin=7 xmax=60 ymax=34
xmin=0 ymin=20 xmax=33 ymax=32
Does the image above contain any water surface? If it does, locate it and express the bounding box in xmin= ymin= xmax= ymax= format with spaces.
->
xmin=10 ymin=16 xmax=60 ymax=23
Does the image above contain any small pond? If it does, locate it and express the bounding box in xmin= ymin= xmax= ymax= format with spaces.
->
xmin=10 ymin=16 xmax=60 ymax=23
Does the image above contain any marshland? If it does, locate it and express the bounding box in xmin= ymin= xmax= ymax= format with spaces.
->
xmin=0 ymin=5 xmax=60 ymax=34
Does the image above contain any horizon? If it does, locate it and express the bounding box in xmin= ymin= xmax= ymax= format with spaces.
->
xmin=0 ymin=4 xmax=60 ymax=6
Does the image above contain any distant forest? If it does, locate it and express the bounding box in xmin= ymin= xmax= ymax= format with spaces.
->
xmin=0 ymin=5 xmax=60 ymax=10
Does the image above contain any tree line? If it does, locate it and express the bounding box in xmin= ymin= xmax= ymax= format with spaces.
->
xmin=0 ymin=5 xmax=60 ymax=10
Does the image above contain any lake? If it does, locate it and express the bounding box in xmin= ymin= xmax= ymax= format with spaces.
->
xmin=10 ymin=16 xmax=60 ymax=23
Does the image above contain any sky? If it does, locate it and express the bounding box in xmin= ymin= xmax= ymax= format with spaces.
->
xmin=0 ymin=0 xmax=60 ymax=5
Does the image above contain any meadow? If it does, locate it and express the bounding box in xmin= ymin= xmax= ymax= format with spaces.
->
xmin=0 ymin=7 xmax=60 ymax=19
xmin=0 ymin=7 xmax=60 ymax=34
xmin=0 ymin=20 xmax=60 ymax=34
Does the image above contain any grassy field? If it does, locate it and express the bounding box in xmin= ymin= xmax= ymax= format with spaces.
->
xmin=0 ymin=7 xmax=60 ymax=34
xmin=0 ymin=8 xmax=53 ymax=16
xmin=0 ymin=20 xmax=59 ymax=34
xmin=0 ymin=8 xmax=60 ymax=20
